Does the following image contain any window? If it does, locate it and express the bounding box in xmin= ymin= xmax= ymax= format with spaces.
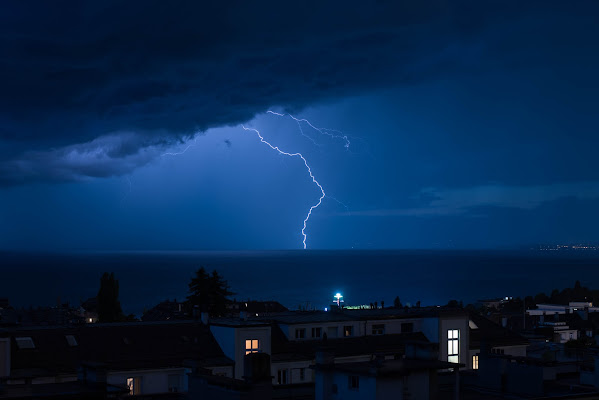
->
xmin=348 ymin=375 xmax=359 ymax=390
xmin=295 ymin=328 xmax=306 ymax=339
xmin=168 ymin=374 xmax=181 ymax=392
xmin=15 ymin=337 xmax=35 ymax=349
xmin=343 ymin=325 xmax=353 ymax=337
xmin=472 ymin=355 xmax=479 ymax=370
xmin=65 ymin=335 xmax=78 ymax=347
xmin=299 ymin=368 xmax=305 ymax=381
xmin=401 ymin=322 xmax=414 ymax=333
xmin=311 ymin=327 xmax=322 ymax=338
xmin=448 ymin=329 xmax=459 ymax=363
xmin=126 ymin=377 xmax=142 ymax=395
xmin=372 ymin=324 xmax=385 ymax=335
xmin=327 ymin=326 xmax=338 ymax=338
xmin=277 ymin=369 xmax=288 ymax=385
xmin=245 ymin=339 xmax=259 ymax=355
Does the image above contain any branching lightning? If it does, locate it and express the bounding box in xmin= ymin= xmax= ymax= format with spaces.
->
xmin=267 ymin=110 xmax=351 ymax=150
xmin=241 ymin=124 xmax=325 ymax=249
xmin=158 ymin=114 xmax=348 ymax=249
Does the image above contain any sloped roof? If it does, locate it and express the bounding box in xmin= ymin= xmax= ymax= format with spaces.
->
xmin=469 ymin=313 xmax=529 ymax=349
xmin=1 ymin=320 xmax=232 ymax=376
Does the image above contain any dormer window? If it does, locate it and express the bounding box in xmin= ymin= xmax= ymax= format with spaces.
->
xmin=15 ymin=337 xmax=35 ymax=349
xmin=245 ymin=339 xmax=259 ymax=355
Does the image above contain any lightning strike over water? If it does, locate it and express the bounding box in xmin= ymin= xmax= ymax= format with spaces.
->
xmin=241 ymin=124 xmax=325 ymax=249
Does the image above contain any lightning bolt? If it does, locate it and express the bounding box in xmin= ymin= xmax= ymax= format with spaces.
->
xmin=241 ymin=124 xmax=325 ymax=249
xmin=161 ymin=138 xmax=198 ymax=157
xmin=267 ymin=110 xmax=351 ymax=150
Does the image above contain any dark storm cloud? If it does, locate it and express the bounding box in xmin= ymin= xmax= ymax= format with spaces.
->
xmin=1 ymin=1 xmax=596 ymax=184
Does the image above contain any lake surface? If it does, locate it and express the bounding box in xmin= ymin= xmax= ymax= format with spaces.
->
xmin=2 ymin=250 xmax=599 ymax=316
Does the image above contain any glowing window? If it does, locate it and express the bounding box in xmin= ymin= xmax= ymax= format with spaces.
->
xmin=126 ymin=377 xmax=141 ymax=395
xmin=15 ymin=337 xmax=35 ymax=349
xmin=472 ymin=355 xmax=479 ymax=370
xmin=343 ymin=325 xmax=353 ymax=337
xmin=448 ymin=329 xmax=459 ymax=364
xmin=245 ymin=339 xmax=259 ymax=355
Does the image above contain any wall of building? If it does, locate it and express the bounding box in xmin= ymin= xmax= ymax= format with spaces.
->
xmin=281 ymin=321 xmax=361 ymax=341
xmin=271 ymin=360 xmax=313 ymax=385
xmin=439 ymin=316 xmax=470 ymax=367
xmin=332 ymin=372 xmax=376 ymax=400
xmin=362 ymin=318 xmax=422 ymax=336
xmin=375 ymin=378 xmax=403 ymax=400
xmin=107 ymin=367 xmax=189 ymax=395
xmin=0 ymin=337 xmax=9 ymax=378
xmin=233 ymin=326 xmax=271 ymax=379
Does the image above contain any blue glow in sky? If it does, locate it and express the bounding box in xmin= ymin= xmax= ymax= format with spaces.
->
xmin=1 ymin=1 xmax=598 ymax=251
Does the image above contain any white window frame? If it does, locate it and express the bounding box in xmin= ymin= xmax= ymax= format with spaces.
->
xmin=472 ymin=354 xmax=479 ymax=370
xmin=277 ymin=369 xmax=288 ymax=385
xmin=448 ymin=329 xmax=459 ymax=364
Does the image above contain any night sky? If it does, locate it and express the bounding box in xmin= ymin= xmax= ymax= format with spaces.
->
xmin=1 ymin=1 xmax=598 ymax=251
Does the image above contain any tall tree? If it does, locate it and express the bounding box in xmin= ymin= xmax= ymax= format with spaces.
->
xmin=97 ymin=272 xmax=123 ymax=322
xmin=393 ymin=296 xmax=402 ymax=309
xmin=187 ymin=267 xmax=234 ymax=317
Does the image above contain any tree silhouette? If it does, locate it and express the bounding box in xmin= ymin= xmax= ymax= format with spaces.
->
xmin=187 ymin=267 xmax=234 ymax=317
xmin=393 ymin=296 xmax=402 ymax=309
xmin=97 ymin=272 xmax=123 ymax=322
